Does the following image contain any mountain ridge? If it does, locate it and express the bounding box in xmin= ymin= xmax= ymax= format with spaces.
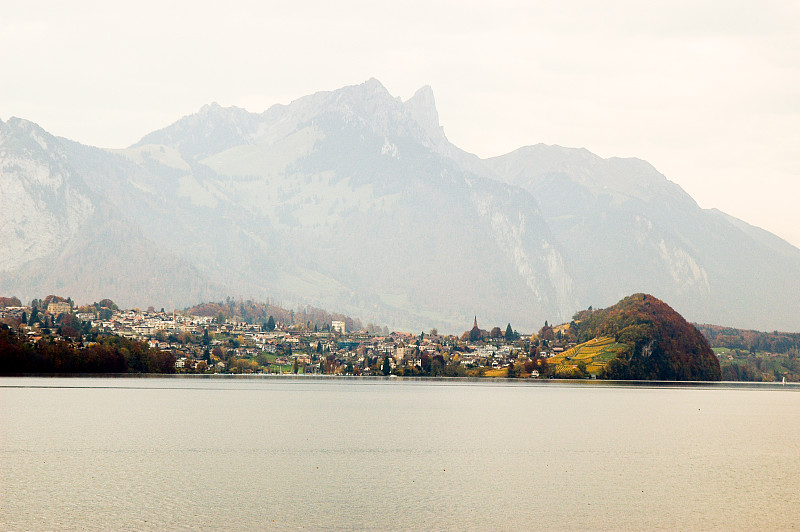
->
xmin=2 ymin=80 xmax=799 ymax=332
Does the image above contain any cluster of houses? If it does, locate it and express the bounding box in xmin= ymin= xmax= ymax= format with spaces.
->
xmin=1 ymin=302 xmax=577 ymax=375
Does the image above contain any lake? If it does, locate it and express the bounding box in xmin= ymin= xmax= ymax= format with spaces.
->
xmin=1 ymin=377 xmax=799 ymax=530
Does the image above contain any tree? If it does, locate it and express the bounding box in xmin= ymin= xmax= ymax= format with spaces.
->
xmin=505 ymin=323 xmax=514 ymax=341
xmin=507 ymin=361 xmax=517 ymax=378
xmin=266 ymin=315 xmax=276 ymax=331
xmin=203 ymin=328 xmax=210 ymax=346
xmin=0 ymin=296 xmax=22 ymax=308
xmin=98 ymin=298 xmax=118 ymax=311
xmin=212 ymin=346 xmax=225 ymax=361
xmin=28 ymin=307 xmax=39 ymax=326
xmin=381 ymin=356 xmax=391 ymax=376
xmin=421 ymin=352 xmax=431 ymax=373
xmin=490 ymin=327 xmax=503 ymax=339
xmin=292 ymin=358 xmax=299 ymax=374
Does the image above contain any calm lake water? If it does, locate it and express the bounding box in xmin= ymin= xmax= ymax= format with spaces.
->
xmin=1 ymin=377 xmax=799 ymax=531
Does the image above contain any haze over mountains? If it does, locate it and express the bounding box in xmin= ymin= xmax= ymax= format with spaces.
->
xmin=2 ymin=79 xmax=799 ymax=332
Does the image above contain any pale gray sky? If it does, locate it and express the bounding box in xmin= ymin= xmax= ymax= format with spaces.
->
xmin=3 ymin=0 xmax=799 ymax=248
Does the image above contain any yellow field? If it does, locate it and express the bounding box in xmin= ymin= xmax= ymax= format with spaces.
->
xmin=547 ymin=336 xmax=626 ymax=376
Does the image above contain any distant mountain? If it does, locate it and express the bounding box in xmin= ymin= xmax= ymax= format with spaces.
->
xmin=484 ymin=145 xmax=800 ymax=330
xmin=2 ymin=79 xmax=799 ymax=332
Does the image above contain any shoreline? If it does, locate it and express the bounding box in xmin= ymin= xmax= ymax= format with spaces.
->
xmin=1 ymin=373 xmax=797 ymax=390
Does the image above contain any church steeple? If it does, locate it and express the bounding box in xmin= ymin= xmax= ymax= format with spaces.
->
xmin=468 ymin=315 xmax=482 ymax=342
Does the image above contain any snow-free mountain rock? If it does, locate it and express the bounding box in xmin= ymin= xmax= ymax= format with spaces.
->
xmin=2 ymin=79 xmax=799 ymax=331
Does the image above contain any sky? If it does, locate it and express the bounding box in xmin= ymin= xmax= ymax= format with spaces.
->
xmin=2 ymin=0 xmax=799 ymax=248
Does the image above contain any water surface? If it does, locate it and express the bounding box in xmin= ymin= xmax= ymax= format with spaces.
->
xmin=2 ymin=377 xmax=798 ymax=530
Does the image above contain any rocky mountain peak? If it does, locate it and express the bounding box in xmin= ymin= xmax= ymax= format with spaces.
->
xmin=404 ymin=85 xmax=445 ymax=145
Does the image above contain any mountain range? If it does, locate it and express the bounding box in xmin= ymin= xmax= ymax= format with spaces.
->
xmin=2 ymin=78 xmax=799 ymax=332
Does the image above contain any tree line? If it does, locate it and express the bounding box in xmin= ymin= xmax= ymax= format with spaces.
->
xmin=183 ymin=297 xmax=369 ymax=333
xmin=0 ymin=324 xmax=175 ymax=375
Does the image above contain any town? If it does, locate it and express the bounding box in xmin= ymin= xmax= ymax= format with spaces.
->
xmin=0 ymin=296 xmax=569 ymax=377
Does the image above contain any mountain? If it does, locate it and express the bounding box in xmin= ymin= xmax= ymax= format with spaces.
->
xmin=484 ymin=145 xmax=800 ymax=329
xmin=2 ymin=79 xmax=799 ymax=332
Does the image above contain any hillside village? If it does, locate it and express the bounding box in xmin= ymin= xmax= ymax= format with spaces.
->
xmin=0 ymin=297 xmax=561 ymax=377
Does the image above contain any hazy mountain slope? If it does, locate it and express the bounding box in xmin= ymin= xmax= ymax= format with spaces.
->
xmin=0 ymin=118 xmax=95 ymax=272
xmin=0 ymin=214 xmax=223 ymax=310
xmin=485 ymin=145 xmax=800 ymax=330
xmin=0 ymin=119 xmax=226 ymax=309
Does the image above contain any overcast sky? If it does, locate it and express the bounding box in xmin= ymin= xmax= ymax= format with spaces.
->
xmin=3 ymin=0 xmax=799 ymax=248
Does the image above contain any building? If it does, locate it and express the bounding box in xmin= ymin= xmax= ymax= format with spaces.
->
xmin=47 ymin=301 xmax=72 ymax=316
xmin=331 ymin=320 xmax=346 ymax=334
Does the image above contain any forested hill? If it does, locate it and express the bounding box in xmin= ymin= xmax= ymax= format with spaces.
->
xmin=696 ymin=324 xmax=800 ymax=354
xmin=570 ymin=293 xmax=721 ymax=381
xmin=182 ymin=298 xmax=375 ymax=333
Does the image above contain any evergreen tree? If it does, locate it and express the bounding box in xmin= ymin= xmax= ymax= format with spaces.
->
xmin=505 ymin=323 xmax=514 ymax=341
xmin=266 ymin=316 xmax=276 ymax=331
xmin=381 ymin=356 xmax=391 ymax=376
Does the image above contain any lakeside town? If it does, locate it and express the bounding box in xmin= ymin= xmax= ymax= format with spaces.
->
xmin=3 ymin=295 xmax=799 ymax=381
xmin=0 ymin=296 xmax=558 ymax=377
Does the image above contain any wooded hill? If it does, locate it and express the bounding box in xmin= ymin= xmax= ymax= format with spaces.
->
xmin=182 ymin=298 xmax=375 ymax=333
xmin=565 ymin=294 xmax=721 ymax=380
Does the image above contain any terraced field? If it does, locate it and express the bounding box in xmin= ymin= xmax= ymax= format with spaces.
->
xmin=547 ymin=336 xmax=628 ymax=376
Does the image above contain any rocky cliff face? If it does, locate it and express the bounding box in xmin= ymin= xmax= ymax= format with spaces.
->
xmin=2 ymin=80 xmax=799 ymax=332
xmin=0 ymin=118 xmax=95 ymax=272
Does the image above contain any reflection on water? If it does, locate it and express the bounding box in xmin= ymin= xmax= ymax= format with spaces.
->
xmin=2 ymin=377 xmax=799 ymax=530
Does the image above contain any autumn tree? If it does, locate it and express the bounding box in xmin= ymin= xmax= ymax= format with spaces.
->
xmin=212 ymin=345 xmax=225 ymax=361
xmin=421 ymin=352 xmax=431 ymax=373
xmin=0 ymin=296 xmax=22 ymax=308
xmin=507 ymin=361 xmax=517 ymax=378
